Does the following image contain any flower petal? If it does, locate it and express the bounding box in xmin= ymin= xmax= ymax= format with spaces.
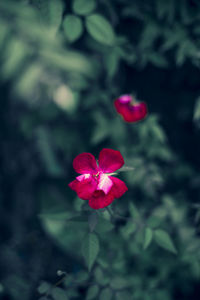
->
xmin=97 ymin=173 xmax=113 ymax=194
xmin=68 ymin=179 xmax=79 ymax=191
xmin=88 ymin=190 xmax=115 ymax=209
xmin=126 ymin=102 xmax=148 ymax=122
xmin=68 ymin=176 xmax=97 ymax=200
xmin=76 ymin=174 xmax=91 ymax=182
xmin=116 ymin=94 xmax=132 ymax=104
xmin=110 ymin=176 xmax=128 ymax=198
xmin=73 ymin=152 xmax=98 ymax=174
xmin=114 ymin=98 xmax=148 ymax=123
xmin=114 ymin=97 xmax=130 ymax=114
xmin=98 ymin=149 xmax=124 ymax=173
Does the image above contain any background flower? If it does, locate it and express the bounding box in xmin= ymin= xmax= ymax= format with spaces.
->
xmin=114 ymin=95 xmax=148 ymax=122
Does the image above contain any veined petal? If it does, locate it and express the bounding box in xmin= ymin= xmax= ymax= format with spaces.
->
xmin=73 ymin=152 xmax=98 ymax=174
xmin=110 ymin=176 xmax=128 ymax=198
xmin=88 ymin=190 xmax=115 ymax=209
xmin=97 ymin=173 xmax=113 ymax=194
xmin=68 ymin=176 xmax=97 ymax=200
xmin=98 ymin=148 xmax=124 ymax=173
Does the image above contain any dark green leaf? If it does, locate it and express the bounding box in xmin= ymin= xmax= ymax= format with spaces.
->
xmin=51 ymin=287 xmax=68 ymax=300
xmin=143 ymin=227 xmax=153 ymax=250
xmin=154 ymin=229 xmax=177 ymax=254
xmin=34 ymin=0 xmax=64 ymax=34
xmin=95 ymin=217 xmax=114 ymax=233
xmin=129 ymin=202 xmax=140 ymax=221
xmin=146 ymin=216 xmax=162 ymax=229
xmin=82 ymin=233 xmax=99 ymax=271
xmin=85 ymin=14 xmax=116 ymax=45
xmin=116 ymin=291 xmax=132 ymax=300
xmin=94 ymin=267 xmax=110 ymax=286
xmin=63 ymin=15 xmax=83 ymax=42
xmin=193 ymin=97 xmax=200 ymax=122
xmin=88 ymin=212 xmax=98 ymax=232
xmin=110 ymin=277 xmax=129 ymax=289
xmin=99 ymin=287 xmax=112 ymax=300
xmin=37 ymin=282 xmax=51 ymax=294
xmin=86 ymin=285 xmax=99 ymax=300
xmin=72 ymin=0 xmax=96 ymax=16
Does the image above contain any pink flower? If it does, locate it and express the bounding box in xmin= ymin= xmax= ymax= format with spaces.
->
xmin=69 ymin=149 xmax=128 ymax=209
xmin=114 ymin=94 xmax=148 ymax=123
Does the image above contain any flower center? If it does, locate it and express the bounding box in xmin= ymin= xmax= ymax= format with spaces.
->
xmin=96 ymin=173 xmax=113 ymax=194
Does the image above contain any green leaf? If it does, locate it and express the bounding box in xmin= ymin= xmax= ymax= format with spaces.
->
xmin=82 ymin=233 xmax=99 ymax=271
xmin=72 ymin=0 xmax=96 ymax=16
xmin=99 ymin=287 xmax=112 ymax=300
xmin=51 ymin=287 xmax=68 ymax=300
xmin=85 ymin=14 xmax=116 ymax=45
xmin=116 ymin=291 xmax=132 ymax=300
xmin=110 ymin=277 xmax=129 ymax=290
xmin=148 ymin=53 xmax=168 ymax=68
xmin=68 ymin=216 xmax=88 ymax=223
xmin=86 ymin=285 xmax=99 ymax=300
xmin=47 ymin=0 xmax=64 ymax=33
xmin=63 ymin=15 xmax=83 ymax=42
xmin=104 ymin=49 xmax=120 ymax=78
xmin=14 ymin=63 xmax=42 ymax=97
xmin=152 ymin=125 xmax=166 ymax=143
xmin=35 ymin=0 xmax=64 ymax=34
xmin=139 ymin=23 xmax=160 ymax=49
xmin=129 ymin=202 xmax=140 ymax=221
xmin=38 ymin=212 xmax=73 ymax=221
xmin=88 ymin=212 xmax=98 ymax=232
xmin=155 ymin=0 xmax=175 ymax=22
xmin=193 ymin=97 xmax=200 ymax=123
xmin=176 ymin=40 xmax=193 ymax=66
xmin=2 ymin=38 xmax=29 ymax=79
xmin=154 ymin=229 xmax=177 ymax=254
xmin=146 ymin=216 xmax=162 ymax=229
xmin=95 ymin=217 xmax=114 ymax=233
xmin=37 ymin=282 xmax=51 ymax=294
xmin=94 ymin=267 xmax=110 ymax=286
xmin=143 ymin=227 xmax=153 ymax=250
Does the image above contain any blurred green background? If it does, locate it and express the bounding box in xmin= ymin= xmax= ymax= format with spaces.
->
xmin=0 ymin=0 xmax=200 ymax=299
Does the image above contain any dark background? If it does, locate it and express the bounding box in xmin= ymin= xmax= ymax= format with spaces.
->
xmin=0 ymin=0 xmax=200 ymax=299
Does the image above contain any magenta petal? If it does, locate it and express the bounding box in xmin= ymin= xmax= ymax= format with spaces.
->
xmin=117 ymin=95 xmax=132 ymax=104
xmin=69 ymin=177 xmax=97 ymax=200
xmin=97 ymin=173 xmax=113 ymax=194
xmin=76 ymin=174 xmax=91 ymax=182
xmin=88 ymin=190 xmax=115 ymax=209
xmin=68 ymin=179 xmax=79 ymax=191
xmin=73 ymin=152 xmax=98 ymax=174
xmin=114 ymin=98 xmax=128 ymax=114
xmin=110 ymin=176 xmax=128 ymax=198
xmin=114 ymin=97 xmax=148 ymax=123
xmin=126 ymin=102 xmax=148 ymax=122
xmin=98 ymin=148 xmax=124 ymax=173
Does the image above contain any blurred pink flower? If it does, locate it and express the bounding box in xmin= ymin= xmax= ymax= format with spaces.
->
xmin=69 ymin=149 xmax=128 ymax=209
xmin=114 ymin=94 xmax=148 ymax=122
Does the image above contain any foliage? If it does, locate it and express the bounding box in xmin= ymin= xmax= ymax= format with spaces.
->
xmin=0 ymin=0 xmax=200 ymax=300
